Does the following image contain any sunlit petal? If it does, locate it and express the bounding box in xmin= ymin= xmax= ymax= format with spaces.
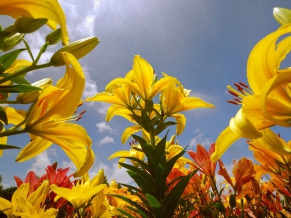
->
xmin=121 ymin=125 xmax=142 ymax=144
xmin=211 ymin=127 xmax=241 ymax=162
xmin=170 ymin=114 xmax=186 ymax=135
xmin=0 ymin=0 xmax=69 ymax=45
xmin=229 ymin=108 xmax=262 ymax=139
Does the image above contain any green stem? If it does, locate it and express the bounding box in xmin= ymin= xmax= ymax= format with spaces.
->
xmin=33 ymin=42 xmax=49 ymax=65
xmin=150 ymin=130 xmax=155 ymax=149
xmin=22 ymin=39 xmax=34 ymax=62
xmin=0 ymin=128 xmax=26 ymax=137
xmin=0 ymin=62 xmax=52 ymax=84
xmin=210 ymin=177 xmax=226 ymax=217
xmin=0 ymin=100 xmax=20 ymax=104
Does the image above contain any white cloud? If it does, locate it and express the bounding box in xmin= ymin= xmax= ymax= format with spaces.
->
xmin=189 ymin=128 xmax=212 ymax=148
xmin=83 ymin=65 xmax=98 ymax=98
xmin=27 ymin=148 xmax=57 ymax=176
xmin=99 ymin=136 xmax=114 ymax=146
xmin=90 ymin=161 xmax=133 ymax=185
xmin=61 ymin=160 xmax=133 ymax=185
xmin=97 ymin=103 xmax=110 ymax=115
xmin=96 ymin=122 xmax=113 ymax=134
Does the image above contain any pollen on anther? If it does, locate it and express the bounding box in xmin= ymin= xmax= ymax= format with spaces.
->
xmin=234 ymin=98 xmax=242 ymax=103
xmin=79 ymin=110 xmax=86 ymax=116
xmin=234 ymin=83 xmax=243 ymax=91
xmin=228 ymin=90 xmax=238 ymax=97
xmin=227 ymin=100 xmax=238 ymax=105
xmin=239 ymin=82 xmax=248 ymax=88
xmin=278 ymin=133 xmax=281 ymax=138
xmin=76 ymin=116 xmax=83 ymax=121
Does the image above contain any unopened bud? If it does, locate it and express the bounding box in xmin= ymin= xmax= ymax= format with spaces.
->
xmin=14 ymin=17 xmax=48 ymax=33
xmin=46 ymin=28 xmax=61 ymax=45
xmin=17 ymin=78 xmax=52 ymax=104
xmin=50 ymin=36 xmax=99 ymax=67
xmin=3 ymin=33 xmax=25 ymax=51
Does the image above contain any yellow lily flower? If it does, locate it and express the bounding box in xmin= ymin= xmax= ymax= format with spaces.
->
xmin=0 ymin=183 xmax=29 ymax=218
xmin=211 ymin=24 xmax=291 ymax=161
xmin=160 ymin=82 xmax=214 ymax=135
xmin=0 ymin=107 xmax=26 ymax=157
xmin=15 ymin=52 xmax=93 ymax=177
xmin=51 ymin=172 xmax=107 ymax=209
xmin=104 ymin=55 xmax=182 ymax=102
xmin=0 ymin=0 xmax=69 ymax=45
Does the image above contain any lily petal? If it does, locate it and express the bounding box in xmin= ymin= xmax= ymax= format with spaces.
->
xmin=260 ymin=70 xmax=291 ymax=127
xmin=211 ymin=126 xmax=241 ymax=162
xmin=170 ymin=114 xmax=186 ymax=135
xmin=121 ymin=125 xmax=142 ymax=144
xmin=255 ymin=128 xmax=291 ymax=155
xmin=229 ymin=108 xmax=262 ymax=139
xmin=0 ymin=0 xmax=69 ymax=45
xmin=73 ymin=148 xmax=95 ymax=178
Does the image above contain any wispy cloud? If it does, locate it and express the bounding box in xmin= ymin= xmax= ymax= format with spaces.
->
xmin=189 ymin=128 xmax=212 ymax=148
xmin=27 ymin=148 xmax=57 ymax=176
xmin=99 ymin=136 xmax=114 ymax=146
xmin=96 ymin=122 xmax=113 ymax=134
xmin=83 ymin=65 xmax=98 ymax=98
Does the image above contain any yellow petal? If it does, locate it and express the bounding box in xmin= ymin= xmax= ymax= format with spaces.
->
xmin=255 ymin=128 xmax=291 ymax=155
xmin=211 ymin=126 xmax=241 ymax=162
xmin=73 ymin=148 xmax=95 ymax=177
xmin=260 ymin=70 xmax=291 ymax=127
xmin=132 ymin=55 xmax=154 ymax=98
xmin=247 ymin=24 xmax=291 ymax=94
xmin=108 ymin=150 xmax=130 ymax=160
xmin=0 ymin=197 xmax=12 ymax=217
xmin=121 ymin=125 xmax=142 ymax=144
xmin=0 ymin=0 xmax=69 ymax=45
xmin=16 ymin=136 xmax=52 ymax=162
xmin=171 ymin=114 xmax=186 ymax=135
xmin=229 ymin=108 xmax=262 ymax=139
xmin=106 ymin=105 xmax=131 ymax=122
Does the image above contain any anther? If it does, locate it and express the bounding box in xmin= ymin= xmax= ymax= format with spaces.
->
xmin=278 ymin=133 xmax=281 ymax=138
xmin=234 ymin=83 xmax=243 ymax=92
xmin=227 ymin=100 xmax=238 ymax=105
xmin=76 ymin=116 xmax=83 ymax=121
xmin=79 ymin=110 xmax=86 ymax=116
xmin=234 ymin=98 xmax=242 ymax=103
xmin=239 ymin=82 xmax=248 ymax=88
xmin=228 ymin=90 xmax=238 ymax=97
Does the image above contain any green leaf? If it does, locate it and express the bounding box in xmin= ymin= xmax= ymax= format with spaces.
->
xmin=108 ymin=194 xmax=152 ymax=218
xmin=165 ymin=147 xmax=187 ymax=177
xmin=155 ymin=132 xmax=168 ymax=162
xmin=164 ymin=171 xmax=195 ymax=217
xmin=155 ymin=157 xmax=167 ymax=200
xmin=145 ymin=194 xmax=165 ymax=218
xmin=1 ymin=73 xmax=30 ymax=85
xmin=273 ymin=7 xmax=291 ymax=25
xmin=0 ymin=49 xmax=26 ymax=73
xmin=154 ymin=121 xmax=176 ymax=136
xmin=119 ymin=162 xmax=155 ymax=187
xmin=141 ymin=109 xmax=152 ymax=132
xmin=116 ymin=208 xmax=135 ymax=218
xmin=0 ymin=85 xmax=41 ymax=93
xmin=144 ymin=143 xmax=159 ymax=176
xmin=213 ymin=201 xmax=226 ymax=213
xmin=229 ymin=194 xmax=236 ymax=208
xmin=127 ymin=170 xmax=156 ymax=198
xmin=120 ymin=156 xmax=150 ymax=172
xmin=0 ymin=106 xmax=7 ymax=125
xmin=0 ymin=144 xmax=21 ymax=150
xmin=130 ymin=114 xmax=143 ymax=126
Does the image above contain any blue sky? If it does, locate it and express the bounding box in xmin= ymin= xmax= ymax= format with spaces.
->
xmin=1 ymin=0 xmax=291 ymax=187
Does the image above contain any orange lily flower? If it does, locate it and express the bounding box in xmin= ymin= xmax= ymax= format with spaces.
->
xmin=188 ymin=143 xmax=217 ymax=178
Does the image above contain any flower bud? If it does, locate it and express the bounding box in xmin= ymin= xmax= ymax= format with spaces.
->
xmin=45 ymin=28 xmax=61 ymax=45
xmin=17 ymin=78 xmax=52 ymax=104
xmin=14 ymin=17 xmax=48 ymax=34
xmin=3 ymin=33 xmax=25 ymax=51
xmin=50 ymin=37 xmax=99 ymax=67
